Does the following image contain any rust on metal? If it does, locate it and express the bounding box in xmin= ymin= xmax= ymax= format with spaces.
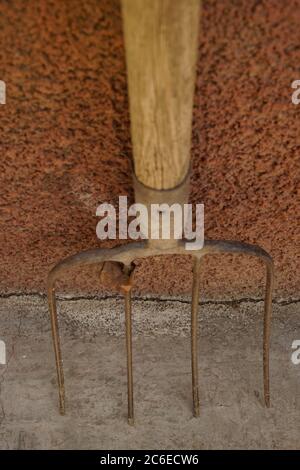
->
xmin=47 ymin=235 xmax=274 ymax=423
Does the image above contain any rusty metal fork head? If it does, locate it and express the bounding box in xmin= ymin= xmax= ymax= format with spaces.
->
xmin=47 ymin=236 xmax=274 ymax=424
xmin=47 ymin=171 xmax=274 ymax=424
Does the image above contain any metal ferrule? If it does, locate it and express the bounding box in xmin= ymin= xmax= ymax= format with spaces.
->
xmin=132 ymin=169 xmax=190 ymax=249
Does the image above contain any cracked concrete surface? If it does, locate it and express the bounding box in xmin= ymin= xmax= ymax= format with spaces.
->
xmin=0 ymin=294 xmax=299 ymax=449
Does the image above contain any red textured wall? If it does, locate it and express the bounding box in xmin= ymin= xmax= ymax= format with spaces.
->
xmin=0 ymin=0 xmax=299 ymax=299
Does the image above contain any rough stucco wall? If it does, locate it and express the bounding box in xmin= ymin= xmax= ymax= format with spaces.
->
xmin=0 ymin=0 xmax=299 ymax=299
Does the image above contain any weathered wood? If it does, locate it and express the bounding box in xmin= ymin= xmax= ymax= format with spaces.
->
xmin=122 ymin=0 xmax=200 ymax=190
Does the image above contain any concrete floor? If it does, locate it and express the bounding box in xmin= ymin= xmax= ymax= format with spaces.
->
xmin=0 ymin=294 xmax=299 ymax=449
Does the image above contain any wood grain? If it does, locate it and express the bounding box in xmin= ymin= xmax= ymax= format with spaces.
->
xmin=122 ymin=0 xmax=200 ymax=190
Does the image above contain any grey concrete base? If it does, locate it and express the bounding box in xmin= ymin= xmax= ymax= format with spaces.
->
xmin=0 ymin=294 xmax=299 ymax=449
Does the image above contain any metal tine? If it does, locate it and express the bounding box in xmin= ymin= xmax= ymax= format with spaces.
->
xmin=47 ymin=285 xmax=65 ymax=415
xmin=190 ymin=249 xmax=274 ymax=414
xmin=191 ymin=257 xmax=200 ymax=417
xmin=120 ymin=265 xmax=135 ymax=425
xmin=263 ymin=261 xmax=274 ymax=407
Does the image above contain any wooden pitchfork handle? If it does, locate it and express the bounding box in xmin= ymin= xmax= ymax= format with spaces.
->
xmin=122 ymin=0 xmax=201 ymax=190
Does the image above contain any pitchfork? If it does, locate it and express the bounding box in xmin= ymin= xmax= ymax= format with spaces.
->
xmin=47 ymin=0 xmax=274 ymax=425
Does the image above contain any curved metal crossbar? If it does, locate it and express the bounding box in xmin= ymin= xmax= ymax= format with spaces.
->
xmin=47 ymin=239 xmax=274 ymax=424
